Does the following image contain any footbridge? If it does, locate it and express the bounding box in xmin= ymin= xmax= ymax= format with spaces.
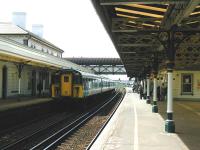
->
xmin=65 ymin=57 xmax=126 ymax=75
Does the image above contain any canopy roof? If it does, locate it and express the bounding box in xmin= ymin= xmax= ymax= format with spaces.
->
xmin=92 ymin=0 xmax=200 ymax=77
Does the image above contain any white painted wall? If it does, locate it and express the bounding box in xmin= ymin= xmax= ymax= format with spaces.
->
xmin=3 ymin=35 xmax=62 ymax=58
xmin=3 ymin=35 xmax=27 ymax=45
xmin=173 ymin=71 xmax=200 ymax=99
xmin=0 ymin=60 xmax=53 ymax=99
xmin=20 ymin=66 xmax=32 ymax=95
xmin=7 ymin=63 xmax=18 ymax=96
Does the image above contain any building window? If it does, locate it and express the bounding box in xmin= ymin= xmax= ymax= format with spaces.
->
xmin=181 ymin=74 xmax=193 ymax=95
xmin=31 ymin=44 xmax=36 ymax=48
xmin=48 ymin=50 xmax=52 ymax=55
xmin=53 ymin=51 xmax=57 ymax=56
xmin=44 ymin=49 xmax=47 ymax=53
xmin=23 ymin=39 xmax=28 ymax=46
xmin=57 ymin=53 xmax=61 ymax=58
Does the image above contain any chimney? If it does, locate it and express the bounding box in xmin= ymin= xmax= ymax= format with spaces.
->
xmin=12 ymin=12 xmax=26 ymax=29
xmin=32 ymin=24 xmax=43 ymax=37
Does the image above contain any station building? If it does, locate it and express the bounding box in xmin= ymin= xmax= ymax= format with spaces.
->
xmin=0 ymin=22 xmax=92 ymax=99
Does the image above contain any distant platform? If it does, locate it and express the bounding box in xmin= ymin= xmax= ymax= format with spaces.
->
xmin=0 ymin=97 xmax=53 ymax=112
xmin=91 ymin=88 xmax=199 ymax=150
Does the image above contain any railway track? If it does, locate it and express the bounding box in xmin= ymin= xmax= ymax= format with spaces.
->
xmin=1 ymin=90 xmax=121 ymax=150
xmin=0 ymin=112 xmax=77 ymax=150
xmin=56 ymin=89 xmax=125 ymax=150
xmin=31 ymin=90 xmax=124 ymax=150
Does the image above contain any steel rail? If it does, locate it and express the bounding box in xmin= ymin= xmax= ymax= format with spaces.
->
xmin=1 ymin=113 xmax=74 ymax=150
xmin=30 ymin=91 xmax=120 ymax=150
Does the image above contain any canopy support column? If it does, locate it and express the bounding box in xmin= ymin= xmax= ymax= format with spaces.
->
xmin=152 ymin=54 xmax=158 ymax=113
xmin=165 ymin=65 xmax=175 ymax=133
xmin=152 ymin=74 xmax=158 ymax=113
xmin=15 ymin=63 xmax=25 ymax=97
xmin=164 ymin=27 xmax=176 ymax=133
xmin=143 ymin=78 xmax=147 ymax=99
xmin=146 ymin=74 xmax=150 ymax=104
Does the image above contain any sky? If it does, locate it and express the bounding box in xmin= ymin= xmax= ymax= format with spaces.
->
xmin=0 ymin=0 xmax=130 ymax=80
xmin=0 ymin=0 xmax=119 ymax=58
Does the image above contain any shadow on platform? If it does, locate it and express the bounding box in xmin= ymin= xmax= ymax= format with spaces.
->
xmin=157 ymin=101 xmax=200 ymax=150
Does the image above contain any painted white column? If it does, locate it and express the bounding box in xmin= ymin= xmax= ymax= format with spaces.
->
xmin=142 ymin=80 xmax=145 ymax=94
xmin=165 ymin=70 xmax=175 ymax=133
xmin=152 ymin=76 xmax=158 ymax=112
xmin=147 ymin=78 xmax=150 ymax=97
xmin=146 ymin=77 xmax=151 ymax=104
xmin=153 ymin=77 xmax=157 ymax=102
xmin=18 ymin=78 xmax=21 ymax=95
xmin=167 ymin=72 xmax=173 ymax=113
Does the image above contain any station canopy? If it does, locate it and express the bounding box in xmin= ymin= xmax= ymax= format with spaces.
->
xmin=91 ymin=0 xmax=200 ymax=78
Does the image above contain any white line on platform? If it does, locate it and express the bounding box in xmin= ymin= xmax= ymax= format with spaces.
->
xmin=133 ymin=99 xmax=139 ymax=150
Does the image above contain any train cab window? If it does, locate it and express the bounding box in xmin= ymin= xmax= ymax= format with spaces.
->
xmin=64 ymin=76 xmax=69 ymax=82
xmin=73 ymin=74 xmax=82 ymax=84
xmin=52 ymin=74 xmax=60 ymax=85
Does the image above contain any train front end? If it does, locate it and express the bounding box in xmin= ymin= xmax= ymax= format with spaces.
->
xmin=51 ymin=69 xmax=84 ymax=99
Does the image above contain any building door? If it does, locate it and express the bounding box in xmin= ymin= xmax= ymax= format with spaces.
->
xmin=2 ymin=66 xmax=7 ymax=99
xmin=181 ymin=74 xmax=193 ymax=95
xmin=31 ymin=70 xmax=36 ymax=96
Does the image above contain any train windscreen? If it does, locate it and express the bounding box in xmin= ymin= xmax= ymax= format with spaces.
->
xmin=52 ymin=74 xmax=60 ymax=84
xmin=73 ymin=73 xmax=82 ymax=84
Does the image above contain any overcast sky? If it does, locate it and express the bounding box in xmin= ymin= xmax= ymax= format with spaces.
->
xmin=0 ymin=0 xmax=130 ymax=80
xmin=0 ymin=0 xmax=119 ymax=58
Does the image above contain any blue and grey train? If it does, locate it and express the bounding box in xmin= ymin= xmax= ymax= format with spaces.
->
xmin=51 ymin=69 xmax=122 ymax=99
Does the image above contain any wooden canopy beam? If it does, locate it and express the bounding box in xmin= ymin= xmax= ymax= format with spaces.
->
xmin=162 ymin=0 xmax=200 ymax=29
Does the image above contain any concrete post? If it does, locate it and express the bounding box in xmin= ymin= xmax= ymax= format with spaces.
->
xmin=146 ymin=77 xmax=150 ymax=104
xmin=165 ymin=70 xmax=175 ymax=133
xmin=152 ymin=76 xmax=158 ymax=113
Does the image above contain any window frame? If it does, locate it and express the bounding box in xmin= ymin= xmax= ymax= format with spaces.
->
xmin=23 ymin=39 xmax=28 ymax=46
xmin=181 ymin=73 xmax=193 ymax=95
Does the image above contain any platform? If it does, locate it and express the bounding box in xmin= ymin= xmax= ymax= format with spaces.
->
xmin=0 ymin=97 xmax=53 ymax=112
xmin=90 ymin=88 xmax=200 ymax=150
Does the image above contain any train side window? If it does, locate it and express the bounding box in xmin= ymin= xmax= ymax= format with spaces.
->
xmin=64 ymin=76 xmax=69 ymax=82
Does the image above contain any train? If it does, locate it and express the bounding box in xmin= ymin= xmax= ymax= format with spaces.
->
xmin=51 ymin=69 xmax=123 ymax=99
